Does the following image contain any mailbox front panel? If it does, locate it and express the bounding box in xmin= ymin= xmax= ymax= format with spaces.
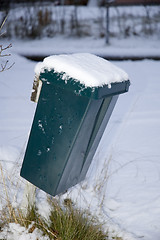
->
xmin=21 ymin=82 xmax=91 ymax=194
xmin=21 ymin=81 xmax=104 ymax=195
xmin=21 ymin=71 xmax=128 ymax=196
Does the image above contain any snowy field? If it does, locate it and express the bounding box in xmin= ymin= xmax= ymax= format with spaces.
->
xmin=0 ymin=36 xmax=160 ymax=239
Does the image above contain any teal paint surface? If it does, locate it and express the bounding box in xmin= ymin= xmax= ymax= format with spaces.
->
xmin=20 ymin=70 xmax=130 ymax=196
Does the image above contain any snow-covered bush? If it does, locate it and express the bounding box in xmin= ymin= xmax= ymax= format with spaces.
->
xmin=0 ymin=4 xmax=160 ymax=39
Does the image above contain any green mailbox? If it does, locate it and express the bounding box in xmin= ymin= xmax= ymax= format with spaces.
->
xmin=20 ymin=53 xmax=130 ymax=196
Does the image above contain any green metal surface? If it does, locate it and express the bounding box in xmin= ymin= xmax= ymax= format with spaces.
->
xmin=20 ymin=70 xmax=130 ymax=196
xmin=40 ymin=69 xmax=130 ymax=99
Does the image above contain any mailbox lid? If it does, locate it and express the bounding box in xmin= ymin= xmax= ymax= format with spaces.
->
xmin=35 ymin=53 xmax=130 ymax=100
xmin=40 ymin=69 xmax=130 ymax=99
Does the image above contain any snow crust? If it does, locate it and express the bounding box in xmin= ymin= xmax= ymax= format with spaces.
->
xmin=35 ymin=53 xmax=129 ymax=87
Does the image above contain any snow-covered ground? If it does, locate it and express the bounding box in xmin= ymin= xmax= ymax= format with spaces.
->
xmin=10 ymin=35 xmax=160 ymax=58
xmin=0 ymin=36 xmax=160 ymax=239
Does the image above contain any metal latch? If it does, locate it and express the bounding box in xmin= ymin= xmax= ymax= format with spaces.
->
xmin=31 ymin=75 xmax=42 ymax=103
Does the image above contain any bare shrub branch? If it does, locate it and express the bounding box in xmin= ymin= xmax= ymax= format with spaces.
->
xmin=0 ymin=17 xmax=15 ymax=72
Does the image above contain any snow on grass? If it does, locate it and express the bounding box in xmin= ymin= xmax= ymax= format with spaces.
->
xmin=0 ymin=223 xmax=49 ymax=240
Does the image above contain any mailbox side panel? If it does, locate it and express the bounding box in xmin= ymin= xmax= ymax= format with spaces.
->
xmin=79 ymin=95 xmax=118 ymax=182
xmin=56 ymin=96 xmax=118 ymax=195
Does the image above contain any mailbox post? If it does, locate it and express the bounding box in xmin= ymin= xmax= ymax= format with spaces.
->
xmin=20 ymin=53 xmax=130 ymax=196
xmin=105 ymin=0 xmax=115 ymax=44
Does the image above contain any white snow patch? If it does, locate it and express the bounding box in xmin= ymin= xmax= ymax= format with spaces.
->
xmin=35 ymin=53 xmax=129 ymax=87
xmin=0 ymin=223 xmax=49 ymax=240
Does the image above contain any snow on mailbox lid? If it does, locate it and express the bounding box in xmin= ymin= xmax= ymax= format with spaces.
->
xmin=35 ymin=53 xmax=129 ymax=87
xmin=32 ymin=53 xmax=129 ymax=102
